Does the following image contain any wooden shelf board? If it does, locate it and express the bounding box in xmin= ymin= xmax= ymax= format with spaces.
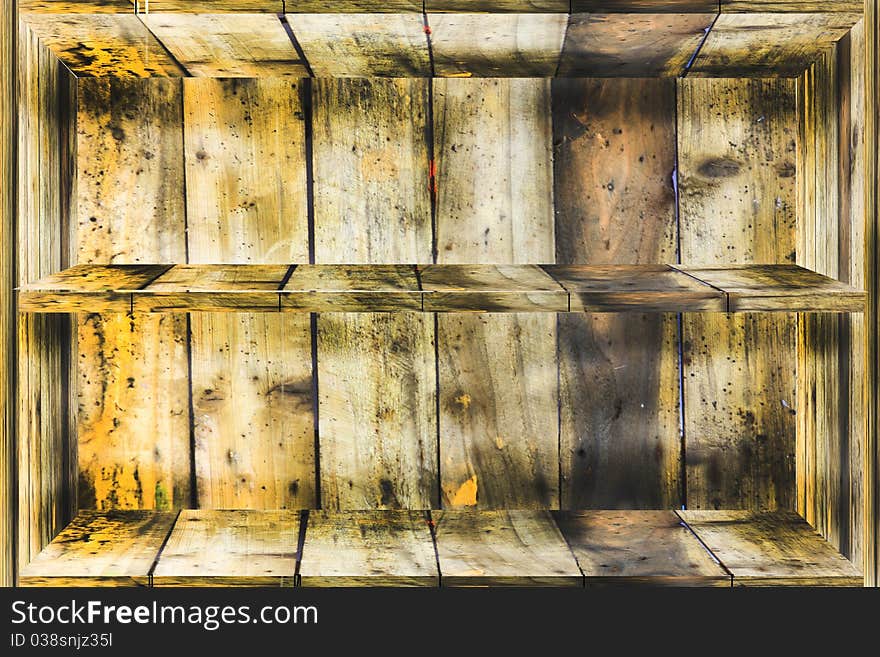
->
xmin=677 ymin=510 xmax=864 ymax=586
xmin=19 ymin=8 xmax=863 ymax=78
xmin=18 ymin=264 xmax=866 ymax=314
xmin=20 ymin=510 xmax=862 ymax=587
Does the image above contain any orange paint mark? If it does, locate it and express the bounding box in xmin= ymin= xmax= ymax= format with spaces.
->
xmin=423 ymin=25 xmax=432 ymax=35
xmin=450 ymin=475 xmax=478 ymax=507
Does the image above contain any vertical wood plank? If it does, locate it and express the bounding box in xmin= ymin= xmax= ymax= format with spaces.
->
xmin=16 ymin=22 xmax=77 ymax=572
xmin=552 ymin=78 xmax=680 ymax=509
xmin=183 ymin=79 xmax=315 ymax=509
xmin=678 ymin=78 xmax=798 ymax=511
xmin=312 ymin=78 xmax=436 ymax=510
xmin=75 ymin=78 xmax=189 ymax=511
xmin=0 ymin=0 xmax=13 ymax=585
xmin=434 ymin=78 xmax=558 ymax=509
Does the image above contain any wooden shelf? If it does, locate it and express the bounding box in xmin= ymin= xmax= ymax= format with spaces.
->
xmin=19 ymin=4 xmax=861 ymax=78
xmin=18 ymin=264 xmax=865 ymax=314
xmin=19 ymin=509 xmax=862 ymax=587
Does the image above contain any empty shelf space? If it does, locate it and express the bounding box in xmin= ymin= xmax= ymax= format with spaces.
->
xmin=17 ymin=264 xmax=866 ymax=314
xmin=19 ymin=509 xmax=862 ymax=588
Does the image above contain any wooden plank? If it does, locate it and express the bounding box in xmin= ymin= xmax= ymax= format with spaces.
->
xmin=183 ymin=78 xmax=314 ymax=510
xmin=19 ymin=264 xmax=167 ymax=313
xmin=545 ymin=264 xmax=724 ymax=312
xmin=283 ymin=264 xmax=422 ymax=312
xmin=428 ymin=13 xmax=567 ymax=77
xmin=721 ymin=2 xmax=863 ymax=12
xmin=552 ymin=78 xmax=680 ymax=509
xmin=75 ymin=77 xmax=190 ymax=512
xmin=299 ymin=511 xmax=438 ymax=586
xmin=689 ymin=13 xmax=862 ymax=78
xmin=16 ymin=22 xmax=77 ymax=575
xmin=141 ymin=14 xmax=308 ymax=77
xmin=427 ymin=1 xmax=568 ymax=11
xmin=152 ymin=510 xmax=300 ymax=586
xmin=19 ymin=511 xmax=177 ymax=587
xmin=19 ymin=1 xmax=134 ymax=12
xmin=573 ymin=1 xmax=717 ymax=10
xmin=287 ymin=13 xmax=430 ymax=77
xmin=678 ymin=78 xmax=798 ymax=510
xmin=287 ymin=1 xmax=422 ymax=11
xmin=313 ymin=78 xmax=436 ymax=510
xmin=557 ymin=13 xmax=715 ymax=77
xmin=420 ymin=264 xmax=567 ymax=312
xmin=140 ymin=1 xmax=282 ymax=11
xmin=434 ymin=510 xmax=582 ymax=586
xmin=554 ymin=510 xmax=730 ymax=586
xmin=0 ymin=0 xmax=13 ymax=586
xmin=22 ymin=14 xmax=186 ymax=78
xmin=434 ymin=78 xmax=557 ymax=509
xmin=131 ymin=265 xmax=288 ymax=312
xmin=679 ymin=264 xmax=866 ymax=312
xmin=679 ymin=510 xmax=863 ymax=586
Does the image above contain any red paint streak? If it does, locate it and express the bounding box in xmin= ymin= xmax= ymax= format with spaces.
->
xmin=423 ymin=25 xmax=432 ymax=35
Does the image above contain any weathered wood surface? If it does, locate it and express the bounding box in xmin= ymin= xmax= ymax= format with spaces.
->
xmin=557 ymin=13 xmax=714 ymax=77
xmin=421 ymin=264 xmax=567 ymax=312
xmin=867 ymin=0 xmax=879 ymax=588
xmin=286 ymin=1 xmax=422 ymax=11
xmin=679 ymin=510 xmax=863 ymax=586
xmin=678 ymin=264 xmax=866 ymax=311
xmin=152 ymin=510 xmax=300 ymax=586
xmin=19 ymin=1 xmax=134 ymax=12
xmin=283 ymin=265 xmax=422 ymax=312
xmin=0 ymin=0 xmax=14 ymax=586
xmin=287 ymin=13 xmax=430 ymax=77
xmin=22 ymin=14 xmax=185 ymax=78
xmin=552 ymin=78 xmax=680 ymax=509
xmin=427 ymin=1 xmax=568 ymax=11
xmin=689 ymin=13 xmax=862 ymax=78
xmin=183 ymin=77 xmax=314 ymax=510
xmin=141 ymin=13 xmax=308 ymax=77
xmin=135 ymin=1 xmax=283 ymax=11
xmin=434 ymin=510 xmax=582 ymax=586
xmin=299 ymin=510 xmax=438 ymax=586
xmin=19 ymin=511 xmax=177 ymax=587
xmin=20 ymin=264 xmax=168 ymax=312
xmin=573 ymin=1 xmax=717 ymax=10
xmin=435 ymin=78 xmax=557 ymax=509
xmin=75 ymin=77 xmax=190 ymax=512
xmin=16 ymin=22 xmax=76 ymax=575
xmin=313 ymin=78 xmax=436 ymax=510
xmin=554 ymin=510 xmax=730 ymax=586
xmin=721 ymin=1 xmax=863 ymax=12
xmin=428 ymin=13 xmax=567 ymax=77
xmin=678 ymin=78 xmax=798 ymax=511
xmin=546 ymin=265 xmax=724 ymax=312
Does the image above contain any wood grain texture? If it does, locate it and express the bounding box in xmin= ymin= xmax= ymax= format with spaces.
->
xmin=420 ymin=264 xmax=567 ymax=312
xmin=16 ymin=24 xmax=77 ymax=574
xmin=689 ymin=13 xmax=862 ymax=78
xmin=19 ymin=1 xmax=134 ymax=13
xmin=434 ymin=77 xmax=557 ymax=509
xmin=19 ymin=511 xmax=177 ymax=587
xmin=554 ymin=510 xmax=730 ymax=586
xmin=867 ymin=0 xmax=879 ymax=588
xmin=138 ymin=1 xmax=282 ymax=11
xmin=75 ymin=77 xmax=190 ymax=512
xmin=678 ymin=264 xmax=866 ymax=311
xmin=299 ymin=510 xmax=438 ymax=586
xmin=678 ymin=78 xmax=798 ymax=511
xmin=20 ymin=264 xmax=167 ymax=313
xmin=546 ymin=265 xmax=724 ymax=312
xmin=679 ymin=510 xmax=863 ymax=586
xmin=313 ymin=77 xmax=435 ymax=510
xmin=573 ymin=1 xmax=717 ymax=10
xmin=283 ymin=265 xmax=422 ymax=312
xmin=428 ymin=13 xmax=567 ymax=77
xmin=427 ymin=1 xmax=568 ymax=11
xmin=721 ymin=2 xmax=863 ymax=12
xmin=141 ymin=14 xmax=308 ymax=77
xmin=557 ymin=13 xmax=714 ymax=77
xmin=183 ymin=77 xmax=314 ymax=510
xmin=286 ymin=1 xmax=422 ymax=11
xmin=434 ymin=510 xmax=582 ymax=586
xmin=552 ymin=78 xmax=680 ymax=509
xmin=22 ymin=14 xmax=185 ymax=78
xmin=152 ymin=510 xmax=300 ymax=586
xmin=0 ymin=0 xmax=13 ymax=586
xmin=287 ymin=13 xmax=430 ymax=77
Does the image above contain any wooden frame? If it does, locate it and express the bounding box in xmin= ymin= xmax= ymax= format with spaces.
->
xmin=1 ymin=0 xmax=879 ymax=587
